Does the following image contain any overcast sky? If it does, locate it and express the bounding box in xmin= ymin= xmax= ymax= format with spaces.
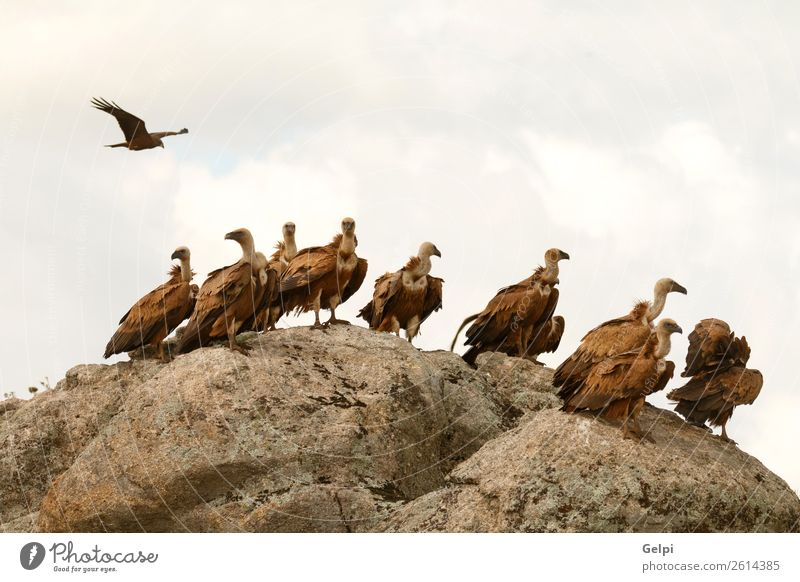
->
xmin=1 ymin=0 xmax=799 ymax=494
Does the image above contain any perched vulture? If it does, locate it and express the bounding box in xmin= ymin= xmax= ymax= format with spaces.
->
xmin=357 ymin=242 xmax=443 ymax=343
xmin=236 ymin=252 xmax=279 ymax=334
xmin=680 ymin=318 xmax=750 ymax=378
xmin=524 ymin=315 xmax=565 ymax=365
xmin=451 ymin=248 xmax=569 ymax=366
xmin=103 ymin=246 xmax=197 ymax=361
xmin=561 ymin=319 xmax=683 ymax=441
xmin=668 ymin=318 xmax=760 ymax=443
xmin=280 ymin=217 xmax=368 ymax=328
xmin=260 ymin=221 xmax=298 ymax=331
xmin=91 ymin=97 xmax=188 ymax=150
xmin=176 ymin=228 xmax=263 ymax=355
xmin=554 ymin=277 xmax=687 ymax=403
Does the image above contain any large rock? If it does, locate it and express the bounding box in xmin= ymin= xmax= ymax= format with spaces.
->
xmin=1 ymin=326 xmax=797 ymax=532
xmin=381 ymin=405 xmax=800 ymax=532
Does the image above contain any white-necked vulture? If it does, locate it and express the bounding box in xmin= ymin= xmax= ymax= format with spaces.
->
xmin=554 ymin=277 xmax=687 ymax=403
xmin=668 ymin=318 xmax=761 ymax=443
xmin=279 ymin=217 xmax=368 ymax=328
xmin=104 ymin=246 xmax=197 ymax=361
xmin=91 ymin=97 xmax=188 ymax=150
xmin=260 ymin=221 xmax=298 ymax=331
xmin=176 ymin=228 xmax=263 ymax=355
xmin=357 ymin=242 xmax=443 ymax=343
xmin=561 ymin=318 xmax=683 ymax=441
xmin=451 ymin=248 xmax=569 ymax=366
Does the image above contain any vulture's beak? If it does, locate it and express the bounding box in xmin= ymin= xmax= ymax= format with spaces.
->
xmin=224 ymin=231 xmax=238 ymax=241
xmin=674 ymin=324 xmax=683 ymax=334
xmin=170 ymin=250 xmax=181 ymax=260
xmin=159 ymin=143 xmax=165 ymax=149
xmin=434 ymin=247 xmax=442 ymax=258
xmin=559 ymin=250 xmax=570 ymax=260
xmin=671 ymin=282 xmax=688 ymax=295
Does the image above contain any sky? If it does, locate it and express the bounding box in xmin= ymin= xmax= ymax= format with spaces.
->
xmin=1 ymin=0 xmax=799 ymax=493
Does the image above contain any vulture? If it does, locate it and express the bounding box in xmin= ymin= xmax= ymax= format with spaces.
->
xmin=554 ymin=277 xmax=687 ymax=403
xmin=451 ymin=248 xmax=569 ymax=366
xmin=103 ymin=246 xmax=197 ymax=361
xmin=357 ymin=242 xmax=443 ymax=343
xmin=260 ymin=221 xmax=298 ymax=331
xmin=176 ymin=228 xmax=264 ymax=355
xmin=236 ymin=252 xmax=279 ymax=334
xmin=561 ymin=318 xmax=683 ymax=441
xmin=668 ymin=319 xmax=761 ymax=443
xmin=280 ymin=217 xmax=368 ymax=328
xmin=91 ymin=97 xmax=188 ymax=150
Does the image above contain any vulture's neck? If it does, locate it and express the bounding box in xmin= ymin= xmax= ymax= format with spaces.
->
xmin=413 ymin=255 xmax=433 ymax=278
xmin=180 ymin=259 xmax=192 ymax=282
xmin=540 ymin=260 xmax=559 ymax=285
xmin=647 ymin=287 xmax=668 ymax=322
xmin=654 ymin=328 xmax=673 ymax=359
xmin=339 ymin=232 xmax=356 ymax=257
xmin=283 ymin=235 xmax=297 ymax=261
xmin=239 ymin=240 xmax=256 ymax=263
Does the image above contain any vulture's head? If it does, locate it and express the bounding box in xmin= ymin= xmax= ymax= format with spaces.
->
xmin=544 ymin=248 xmax=570 ymax=265
xmin=283 ymin=222 xmax=296 ymax=237
xmin=225 ymin=228 xmax=253 ymax=244
xmin=657 ymin=318 xmax=683 ymax=336
xmin=419 ymin=241 xmax=442 ymax=259
xmin=341 ymin=217 xmax=356 ymax=234
xmin=171 ymin=246 xmax=191 ymax=262
xmin=656 ymin=277 xmax=687 ymax=296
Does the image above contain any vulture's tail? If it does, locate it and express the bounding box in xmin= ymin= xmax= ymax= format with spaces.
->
xmin=450 ymin=313 xmax=479 ymax=351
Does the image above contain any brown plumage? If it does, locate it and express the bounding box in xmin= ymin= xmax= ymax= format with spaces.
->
xmin=554 ymin=277 xmax=687 ymax=403
xmin=669 ymin=318 xmax=760 ymax=443
xmin=236 ymin=252 xmax=279 ymax=334
xmin=176 ymin=228 xmax=263 ymax=355
xmin=280 ymin=217 xmax=368 ymax=328
xmin=104 ymin=246 xmax=196 ymax=361
xmin=260 ymin=222 xmax=298 ymax=331
xmin=523 ymin=315 xmax=565 ymax=364
xmin=452 ymin=248 xmax=569 ymax=366
xmin=681 ymin=318 xmax=750 ymax=377
xmin=91 ymin=97 xmax=188 ymax=150
xmin=357 ymin=242 xmax=443 ymax=343
xmin=562 ymin=319 xmax=683 ymax=441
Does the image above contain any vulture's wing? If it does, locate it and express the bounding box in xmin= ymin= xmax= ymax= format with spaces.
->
xmin=682 ymin=318 xmax=733 ymax=377
xmin=567 ymin=350 xmax=655 ymax=410
xmin=104 ymin=277 xmax=190 ymax=357
xmin=722 ymin=367 xmax=763 ymax=406
xmin=340 ymin=257 xmax=369 ymax=304
xmin=279 ymin=244 xmax=337 ymax=293
xmin=420 ymin=276 xmax=444 ymax=324
xmin=647 ymin=360 xmax=675 ymax=396
xmin=359 ymin=271 xmax=400 ymax=328
xmin=465 ymin=279 xmax=532 ymax=345
xmin=91 ymin=97 xmax=149 ymax=142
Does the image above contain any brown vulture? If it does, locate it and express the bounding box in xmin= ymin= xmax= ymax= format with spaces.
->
xmin=561 ymin=318 xmax=683 ymax=441
xmin=103 ymin=246 xmax=197 ymax=361
xmin=450 ymin=248 xmax=569 ymax=366
xmin=279 ymin=217 xmax=368 ymax=328
xmin=176 ymin=228 xmax=264 ymax=355
xmin=554 ymin=277 xmax=687 ymax=403
xmin=260 ymin=221 xmax=298 ymax=331
xmin=91 ymin=97 xmax=188 ymax=150
xmin=668 ymin=318 xmax=761 ymax=443
xmin=357 ymin=242 xmax=443 ymax=343
xmin=236 ymin=251 xmax=279 ymax=334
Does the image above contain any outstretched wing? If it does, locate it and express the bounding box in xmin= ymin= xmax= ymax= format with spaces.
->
xmin=91 ymin=97 xmax=149 ymax=141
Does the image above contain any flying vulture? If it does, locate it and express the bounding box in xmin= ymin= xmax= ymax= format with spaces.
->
xmin=91 ymin=97 xmax=188 ymax=150
xmin=260 ymin=221 xmax=298 ymax=331
xmin=280 ymin=217 xmax=368 ymax=328
xmin=668 ymin=318 xmax=761 ymax=443
xmin=176 ymin=228 xmax=264 ymax=355
xmin=561 ymin=318 xmax=683 ymax=441
xmin=357 ymin=242 xmax=443 ymax=343
xmin=554 ymin=277 xmax=687 ymax=403
xmin=451 ymin=248 xmax=569 ymax=366
xmin=103 ymin=246 xmax=197 ymax=361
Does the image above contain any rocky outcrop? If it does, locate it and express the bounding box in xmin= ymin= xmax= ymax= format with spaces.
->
xmin=1 ymin=325 xmax=797 ymax=533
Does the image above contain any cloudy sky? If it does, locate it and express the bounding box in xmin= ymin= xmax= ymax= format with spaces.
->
xmin=1 ymin=1 xmax=799 ymax=492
